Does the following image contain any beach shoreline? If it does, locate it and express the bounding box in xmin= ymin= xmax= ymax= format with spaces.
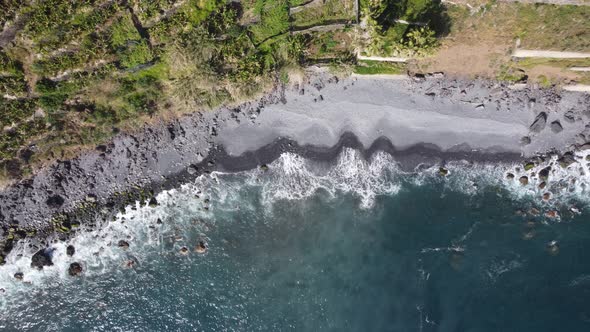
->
xmin=1 ymin=71 xmax=589 ymax=261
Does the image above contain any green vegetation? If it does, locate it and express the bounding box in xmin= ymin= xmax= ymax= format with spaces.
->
xmin=0 ymin=51 xmax=28 ymax=97
xmin=516 ymin=58 xmax=590 ymax=70
xmin=2 ymin=0 xmax=586 ymax=181
xmin=353 ymin=60 xmax=405 ymax=75
xmin=362 ymin=0 xmax=448 ymax=57
xmin=249 ymin=0 xmax=290 ymax=43
xmin=291 ymin=0 xmax=356 ymax=29
xmin=0 ymin=0 xmax=311 ymax=179
xmin=496 ymin=64 xmax=527 ymax=83
xmin=515 ymin=4 xmax=590 ymax=52
xmin=304 ymin=30 xmax=355 ymax=62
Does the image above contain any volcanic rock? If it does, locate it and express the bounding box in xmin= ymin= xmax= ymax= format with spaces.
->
xmin=550 ymin=120 xmax=563 ymax=134
xmin=31 ymin=248 xmax=54 ymax=269
xmin=68 ymin=262 xmax=83 ymax=276
xmin=117 ymin=240 xmax=129 ymax=249
xmin=529 ymin=112 xmax=547 ymax=133
xmin=66 ymin=245 xmax=75 ymax=257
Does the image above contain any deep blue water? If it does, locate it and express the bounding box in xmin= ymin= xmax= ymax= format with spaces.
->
xmin=1 ymin=150 xmax=590 ymax=331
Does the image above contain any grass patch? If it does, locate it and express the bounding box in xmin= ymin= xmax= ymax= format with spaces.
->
xmin=353 ymin=60 xmax=405 ymax=75
xmin=249 ymin=0 xmax=290 ymax=44
xmin=496 ymin=63 xmax=527 ymax=83
xmin=291 ymin=0 xmax=356 ymax=29
xmin=516 ymin=57 xmax=590 ymax=70
xmin=515 ymin=4 xmax=590 ymax=52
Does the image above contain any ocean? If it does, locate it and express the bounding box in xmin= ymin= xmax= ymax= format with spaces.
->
xmin=1 ymin=148 xmax=590 ymax=331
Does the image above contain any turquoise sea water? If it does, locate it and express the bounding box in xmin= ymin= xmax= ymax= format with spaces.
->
xmin=1 ymin=149 xmax=590 ymax=331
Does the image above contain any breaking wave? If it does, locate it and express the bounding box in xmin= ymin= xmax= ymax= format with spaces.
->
xmin=1 ymin=147 xmax=590 ymax=307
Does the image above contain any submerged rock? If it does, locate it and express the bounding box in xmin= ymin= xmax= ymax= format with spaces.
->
xmin=522 ymin=230 xmax=535 ymax=240
xmin=117 ymin=240 xmax=130 ymax=249
xmin=68 ymin=262 xmax=83 ymax=276
xmin=519 ymin=176 xmax=529 ymax=186
xmin=538 ymin=182 xmax=547 ymax=190
xmin=31 ymin=248 xmax=54 ymax=269
xmin=506 ymin=173 xmax=515 ymax=180
xmin=547 ymin=241 xmax=559 ymax=255
xmin=449 ymin=250 xmax=463 ymax=271
xmin=195 ymin=241 xmax=207 ymax=254
xmin=529 ymin=208 xmax=540 ymax=216
xmin=66 ymin=245 xmax=75 ymax=257
xmin=179 ymin=247 xmax=189 ymax=255
xmin=14 ymin=272 xmax=23 ymax=280
xmin=545 ymin=210 xmax=559 ymax=219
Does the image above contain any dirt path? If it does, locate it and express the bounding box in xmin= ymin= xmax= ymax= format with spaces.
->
xmin=290 ymin=0 xmax=322 ymax=15
xmin=351 ymin=73 xmax=408 ymax=80
xmin=357 ymin=53 xmax=408 ymax=63
xmin=569 ymin=67 xmax=590 ymax=72
xmin=291 ymin=23 xmax=348 ymax=34
xmin=563 ymin=84 xmax=590 ymax=92
xmin=513 ymin=50 xmax=590 ymax=58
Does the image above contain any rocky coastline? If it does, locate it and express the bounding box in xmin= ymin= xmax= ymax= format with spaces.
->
xmin=1 ymin=71 xmax=590 ymax=267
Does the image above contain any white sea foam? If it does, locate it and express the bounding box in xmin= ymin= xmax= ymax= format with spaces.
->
xmin=244 ymin=148 xmax=401 ymax=209
xmin=2 ymin=148 xmax=590 ymax=303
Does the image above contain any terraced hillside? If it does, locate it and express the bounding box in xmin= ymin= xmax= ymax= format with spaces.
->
xmin=0 ymin=0 xmax=589 ymax=183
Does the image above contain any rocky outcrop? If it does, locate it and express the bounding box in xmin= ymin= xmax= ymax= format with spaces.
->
xmin=530 ymin=112 xmax=547 ymax=133
xmin=118 ymin=240 xmax=130 ymax=249
xmin=550 ymin=120 xmax=563 ymax=133
xmin=539 ymin=166 xmax=551 ymax=181
xmin=558 ymin=152 xmax=576 ymax=168
xmin=66 ymin=245 xmax=75 ymax=256
xmin=68 ymin=262 xmax=83 ymax=276
xmin=31 ymin=248 xmax=54 ymax=269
